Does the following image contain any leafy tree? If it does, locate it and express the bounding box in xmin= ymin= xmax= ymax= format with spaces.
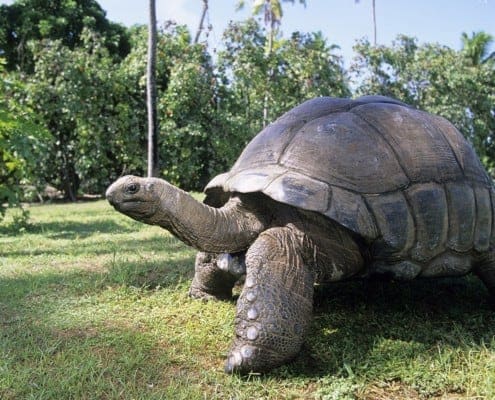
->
xmin=217 ymin=19 xmax=269 ymax=136
xmin=217 ymin=19 xmax=349 ymax=138
xmin=274 ymin=30 xmax=350 ymax=111
xmin=157 ymin=25 xmax=226 ymax=190
xmin=117 ymin=23 xmax=225 ymax=191
xmin=0 ymin=0 xmax=130 ymax=72
xmin=352 ymin=35 xmax=495 ymax=173
xmin=0 ymin=58 xmax=51 ymax=220
xmin=22 ymin=29 xmax=144 ymax=199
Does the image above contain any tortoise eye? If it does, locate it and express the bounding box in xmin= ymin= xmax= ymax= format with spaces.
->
xmin=126 ymin=182 xmax=140 ymax=194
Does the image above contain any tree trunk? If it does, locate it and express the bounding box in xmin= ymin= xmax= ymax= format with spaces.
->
xmin=147 ymin=0 xmax=159 ymax=177
xmin=372 ymin=0 xmax=377 ymax=46
xmin=194 ymin=0 xmax=208 ymax=44
xmin=262 ymin=14 xmax=275 ymax=128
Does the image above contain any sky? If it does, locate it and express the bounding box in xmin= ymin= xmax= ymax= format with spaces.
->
xmin=97 ymin=0 xmax=495 ymax=64
xmin=1 ymin=0 xmax=494 ymax=65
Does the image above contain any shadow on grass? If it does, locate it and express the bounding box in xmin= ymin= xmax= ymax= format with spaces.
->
xmin=35 ymin=220 xmax=139 ymax=239
xmin=0 ymin=263 xmax=203 ymax=398
xmin=3 ymin=234 xmax=189 ymax=258
xmin=0 ymin=262 xmax=195 ymax=302
xmin=0 ymin=251 xmax=194 ymax=305
xmin=0 ymin=219 xmax=140 ymax=239
xmin=282 ymin=275 xmax=495 ymax=379
xmin=0 ymin=290 xmax=185 ymax=399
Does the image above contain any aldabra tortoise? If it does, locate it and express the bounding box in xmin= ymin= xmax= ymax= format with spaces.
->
xmin=106 ymin=95 xmax=495 ymax=374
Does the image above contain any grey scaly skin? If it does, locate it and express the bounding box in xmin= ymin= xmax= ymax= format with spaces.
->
xmin=106 ymin=175 xmax=364 ymax=373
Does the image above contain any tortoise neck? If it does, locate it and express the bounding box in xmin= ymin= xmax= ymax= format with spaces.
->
xmin=148 ymin=181 xmax=268 ymax=253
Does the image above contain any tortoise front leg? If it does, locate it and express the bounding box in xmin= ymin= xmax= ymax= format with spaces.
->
xmin=189 ymin=251 xmax=245 ymax=301
xmin=225 ymin=227 xmax=315 ymax=373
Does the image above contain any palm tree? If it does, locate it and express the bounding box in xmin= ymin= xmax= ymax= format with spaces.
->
xmin=236 ymin=0 xmax=306 ymax=126
xmin=147 ymin=0 xmax=159 ymax=177
xmin=237 ymin=0 xmax=307 ymax=58
xmin=461 ymin=31 xmax=495 ymax=66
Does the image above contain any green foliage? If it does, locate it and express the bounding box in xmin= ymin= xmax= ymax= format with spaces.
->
xmin=217 ymin=19 xmax=269 ymax=135
xmin=0 ymin=0 xmax=130 ymax=72
xmin=352 ymin=35 xmax=495 ymax=174
xmin=0 ymin=58 xmax=50 ymax=221
xmin=218 ymin=19 xmax=349 ymax=137
xmin=118 ymin=24 xmax=226 ymax=191
xmin=273 ymin=30 xmax=351 ymax=110
xmin=158 ymin=26 xmax=220 ymax=190
xmin=22 ymin=29 xmax=145 ymax=199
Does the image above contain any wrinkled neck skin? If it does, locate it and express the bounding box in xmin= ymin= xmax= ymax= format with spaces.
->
xmin=142 ymin=181 xmax=269 ymax=254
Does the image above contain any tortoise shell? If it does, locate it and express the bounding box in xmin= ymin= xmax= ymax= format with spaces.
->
xmin=206 ymin=96 xmax=495 ymax=263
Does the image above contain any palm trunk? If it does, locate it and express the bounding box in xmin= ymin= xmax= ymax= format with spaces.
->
xmin=372 ymin=0 xmax=377 ymax=46
xmin=262 ymin=16 xmax=275 ymax=128
xmin=147 ymin=0 xmax=159 ymax=177
xmin=194 ymin=0 xmax=208 ymax=44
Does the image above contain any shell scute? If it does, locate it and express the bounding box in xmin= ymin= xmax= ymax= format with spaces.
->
xmin=432 ymin=115 xmax=492 ymax=186
xmin=366 ymin=191 xmax=415 ymax=259
xmin=445 ymin=182 xmax=475 ymax=253
xmin=351 ymin=104 xmax=464 ymax=183
xmin=263 ymin=172 xmax=329 ymax=214
xmin=279 ymin=111 xmax=408 ymax=193
xmin=324 ymin=187 xmax=377 ymax=240
xmin=473 ymin=186 xmax=493 ymax=251
xmin=405 ymin=183 xmax=449 ymax=262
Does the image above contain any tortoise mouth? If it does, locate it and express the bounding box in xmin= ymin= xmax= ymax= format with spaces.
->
xmin=120 ymin=198 xmax=147 ymax=204
xmin=112 ymin=200 xmax=155 ymax=218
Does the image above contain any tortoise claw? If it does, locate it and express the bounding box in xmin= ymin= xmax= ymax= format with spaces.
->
xmin=224 ymin=342 xmax=267 ymax=374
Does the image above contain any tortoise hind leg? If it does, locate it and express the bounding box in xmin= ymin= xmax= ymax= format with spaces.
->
xmin=189 ymin=252 xmax=245 ymax=301
xmin=225 ymin=227 xmax=315 ymax=374
xmin=474 ymin=251 xmax=495 ymax=304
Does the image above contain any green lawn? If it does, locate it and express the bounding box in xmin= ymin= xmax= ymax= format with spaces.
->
xmin=1 ymin=200 xmax=494 ymax=399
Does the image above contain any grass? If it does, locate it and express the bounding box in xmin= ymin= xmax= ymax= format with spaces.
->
xmin=1 ymin=200 xmax=495 ymax=399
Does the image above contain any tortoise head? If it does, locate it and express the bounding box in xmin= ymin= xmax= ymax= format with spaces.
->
xmin=106 ymin=175 xmax=163 ymax=221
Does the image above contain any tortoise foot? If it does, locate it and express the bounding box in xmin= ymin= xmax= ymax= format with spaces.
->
xmin=188 ymin=285 xmax=232 ymax=301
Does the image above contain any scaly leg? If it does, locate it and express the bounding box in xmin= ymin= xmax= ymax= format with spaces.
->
xmin=189 ymin=251 xmax=245 ymax=301
xmin=225 ymin=227 xmax=315 ymax=373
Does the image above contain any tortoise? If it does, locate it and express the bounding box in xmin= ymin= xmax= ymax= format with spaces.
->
xmin=106 ymin=95 xmax=495 ymax=374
